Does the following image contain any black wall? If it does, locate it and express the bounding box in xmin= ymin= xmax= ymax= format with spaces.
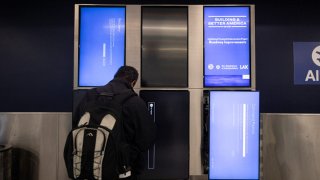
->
xmin=0 ymin=2 xmax=74 ymax=112
xmin=254 ymin=2 xmax=320 ymax=113
xmin=1 ymin=0 xmax=319 ymax=112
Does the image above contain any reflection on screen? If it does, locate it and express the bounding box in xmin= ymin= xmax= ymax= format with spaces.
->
xmin=78 ymin=6 xmax=125 ymax=87
xmin=209 ymin=91 xmax=259 ymax=180
xmin=204 ymin=6 xmax=251 ymax=87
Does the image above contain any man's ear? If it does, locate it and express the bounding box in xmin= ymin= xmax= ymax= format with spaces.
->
xmin=131 ymin=80 xmax=137 ymax=87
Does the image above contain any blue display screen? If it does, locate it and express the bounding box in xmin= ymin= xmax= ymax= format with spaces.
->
xmin=204 ymin=7 xmax=251 ymax=87
xmin=78 ymin=6 xmax=125 ymax=87
xmin=209 ymin=91 xmax=259 ymax=180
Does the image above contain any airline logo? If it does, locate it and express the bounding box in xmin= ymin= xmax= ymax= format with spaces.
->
xmin=312 ymin=45 xmax=320 ymax=67
xmin=293 ymin=42 xmax=320 ymax=85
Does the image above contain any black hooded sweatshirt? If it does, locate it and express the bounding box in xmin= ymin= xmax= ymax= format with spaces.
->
xmin=73 ymin=78 xmax=157 ymax=175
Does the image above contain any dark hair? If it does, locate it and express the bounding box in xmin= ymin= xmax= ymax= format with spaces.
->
xmin=114 ymin=66 xmax=139 ymax=84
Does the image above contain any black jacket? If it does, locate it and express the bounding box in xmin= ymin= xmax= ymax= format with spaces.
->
xmin=73 ymin=78 xmax=157 ymax=174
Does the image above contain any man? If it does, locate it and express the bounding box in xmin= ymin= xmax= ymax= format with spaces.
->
xmin=73 ymin=66 xmax=156 ymax=179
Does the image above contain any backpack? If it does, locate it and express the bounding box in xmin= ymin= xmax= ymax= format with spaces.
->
xmin=64 ymin=89 xmax=136 ymax=180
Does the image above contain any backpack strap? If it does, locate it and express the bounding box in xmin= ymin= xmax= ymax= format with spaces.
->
xmin=78 ymin=112 xmax=90 ymax=126
xmin=77 ymin=87 xmax=137 ymax=128
xmin=77 ymin=111 xmax=117 ymax=131
xmin=100 ymin=114 xmax=116 ymax=130
xmin=99 ymin=90 xmax=136 ymax=130
xmin=98 ymin=88 xmax=136 ymax=106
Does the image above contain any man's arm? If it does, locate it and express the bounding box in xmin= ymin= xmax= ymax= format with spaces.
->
xmin=125 ymin=97 xmax=157 ymax=152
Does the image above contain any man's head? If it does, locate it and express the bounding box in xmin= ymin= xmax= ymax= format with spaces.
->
xmin=114 ymin=66 xmax=138 ymax=87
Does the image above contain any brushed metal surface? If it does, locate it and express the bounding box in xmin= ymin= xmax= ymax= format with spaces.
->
xmin=0 ymin=145 xmax=12 ymax=180
xmin=189 ymin=174 xmax=208 ymax=180
xmin=262 ymin=113 xmax=320 ymax=180
xmin=189 ymin=89 xmax=204 ymax=175
xmin=188 ymin=5 xmax=203 ymax=89
xmin=73 ymin=5 xmax=80 ymax=90
xmin=141 ymin=6 xmax=188 ymax=87
xmin=0 ymin=113 xmax=71 ymax=180
xmin=126 ymin=5 xmax=142 ymax=89
xmin=58 ymin=114 xmax=72 ymax=180
xmin=2 ymin=113 xmax=320 ymax=180
xmin=250 ymin=5 xmax=256 ymax=90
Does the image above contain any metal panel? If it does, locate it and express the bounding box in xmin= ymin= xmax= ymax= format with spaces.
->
xmin=262 ymin=113 xmax=320 ymax=180
xmin=250 ymin=5 xmax=256 ymax=90
xmin=58 ymin=114 xmax=72 ymax=180
xmin=141 ymin=6 xmax=188 ymax=87
xmin=189 ymin=89 xmax=203 ymax=175
xmin=73 ymin=5 xmax=80 ymax=90
xmin=126 ymin=5 xmax=142 ymax=89
xmin=189 ymin=5 xmax=203 ymax=89
xmin=0 ymin=113 xmax=71 ymax=180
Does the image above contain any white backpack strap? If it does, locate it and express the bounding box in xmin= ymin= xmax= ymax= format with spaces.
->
xmin=93 ymin=113 xmax=116 ymax=179
xmin=72 ymin=112 xmax=91 ymax=178
xmin=78 ymin=112 xmax=90 ymax=126
xmin=100 ymin=114 xmax=116 ymax=130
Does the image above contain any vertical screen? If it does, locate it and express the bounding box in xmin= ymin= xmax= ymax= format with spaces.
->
xmin=78 ymin=6 xmax=125 ymax=87
xmin=141 ymin=7 xmax=188 ymax=87
xmin=204 ymin=6 xmax=251 ymax=87
xmin=209 ymin=91 xmax=259 ymax=180
xmin=139 ymin=90 xmax=189 ymax=179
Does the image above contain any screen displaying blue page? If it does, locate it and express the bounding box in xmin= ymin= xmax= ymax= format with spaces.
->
xmin=209 ymin=91 xmax=259 ymax=180
xmin=78 ymin=7 xmax=125 ymax=87
xmin=204 ymin=7 xmax=251 ymax=87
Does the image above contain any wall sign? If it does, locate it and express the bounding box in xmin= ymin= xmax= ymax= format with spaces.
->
xmin=294 ymin=42 xmax=320 ymax=85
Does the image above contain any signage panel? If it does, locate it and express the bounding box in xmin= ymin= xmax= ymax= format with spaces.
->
xmin=209 ymin=91 xmax=260 ymax=180
xmin=204 ymin=6 xmax=251 ymax=87
xmin=293 ymin=42 xmax=320 ymax=85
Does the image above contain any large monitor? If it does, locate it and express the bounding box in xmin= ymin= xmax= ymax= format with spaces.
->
xmin=141 ymin=6 xmax=188 ymax=87
xmin=139 ymin=90 xmax=189 ymax=180
xmin=209 ymin=91 xmax=260 ymax=180
xmin=74 ymin=5 xmax=126 ymax=89
xmin=203 ymin=6 xmax=255 ymax=89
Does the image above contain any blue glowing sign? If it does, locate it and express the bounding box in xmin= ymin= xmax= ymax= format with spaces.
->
xmin=78 ymin=6 xmax=125 ymax=87
xmin=209 ymin=91 xmax=260 ymax=180
xmin=293 ymin=42 xmax=320 ymax=85
xmin=204 ymin=6 xmax=251 ymax=87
